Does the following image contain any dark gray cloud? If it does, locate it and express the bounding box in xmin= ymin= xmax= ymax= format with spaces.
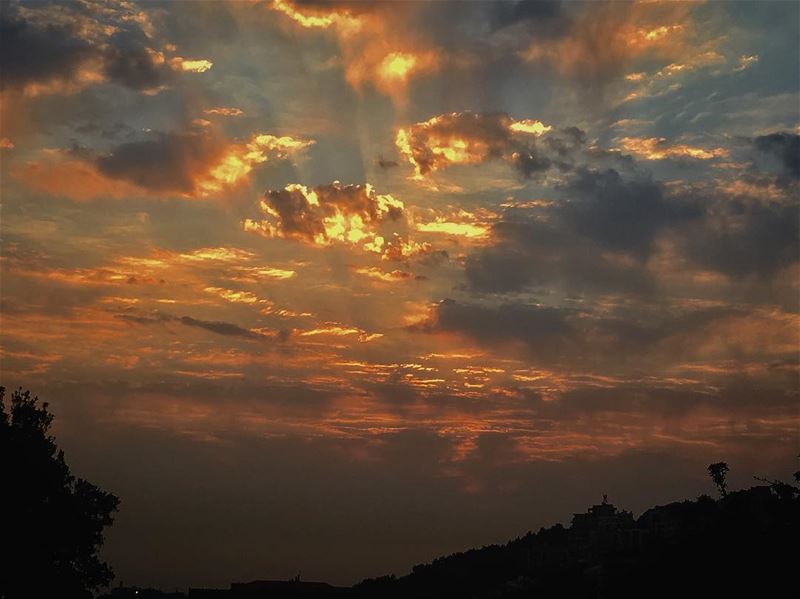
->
xmin=465 ymin=167 xmax=694 ymax=294
xmin=560 ymin=168 xmax=701 ymax=257
xmin=115 ymin=312 xmax=257 ymax=339
xmin=412 ymin=299 xmax=763 ymax=369
xmin=754 ymin=132 xmax=800 ymax=181
xmin=468 ymin=160 xmax=797 ymax=295
xmin=0 ymin=1 xmax=182 ymax=93
xmin=465 ymin=218 xmax=654 ymax=295
xmin=679 ymin=194 xmax=799 ymax=278
xmin=376 ymin=156 xmax=398 ymax=169
xmin=488 ymin=0 xmax=564 ymax=30
xmin=551 ymin=373 xmax=800 ymax=420
xmin=412 ymin=299 xmax=575 ymax=361
xmin=102 ymin=31 xmax=174 ymax=92
xmin=178 ymin=316 xmax=257 ymax=338
xmin=0 ymin=4 xmax=94 ymax=90
xmin=96 ymin=132 xmax=224 ymax=194
xmin=114 ymin=312 xmax=174 ymax=326
xmin=74 ymin=121 xmax=137 ymax=141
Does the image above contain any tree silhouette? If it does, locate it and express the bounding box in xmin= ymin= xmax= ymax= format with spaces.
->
xmin=707 ymin=462 xmax=729 ymax=497
xmin=0 ymin=387 xmax=119 ymax=598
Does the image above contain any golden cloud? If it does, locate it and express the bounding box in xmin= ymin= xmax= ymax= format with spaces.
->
xmin=396 ymin=112 xmax=553 ymax=179
xmin=352 ymin=266 xmax=412 ymax=283
xmin=415 ymin=220 xmax=490 ymax=239
xmin=204 ymin=107 xmax=245 ymax=117
xmin=298 ymin=323 xmax=383 ymax=343
xmin=197 ymin=134 xmax=313 ymax=195
xmin=619 ymin=137 xmax=729 ymax=160
xmin=244 ymin=182 xmax=433 ymax=260
xmin=269 ymin=0 xmax=439 ymax=105
xmin=173 ymin=58 xmax=214 ymax=73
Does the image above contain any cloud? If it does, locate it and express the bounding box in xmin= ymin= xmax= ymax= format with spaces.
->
xmin=88 ymin=130 xmax=311 ymax=197
xmin=352 ymin=266 xmax=412 ymax=283
xmin=465 ymin=218 xmax=654 ymax=295
xmin=413 ymin=299 xmax=796 ymax=371
xmin=415 ymin=299 xmax=574 ymax=357
xmin=519 ymin=1 xmax=699 ymax=82
xmin=0 ymin=5 xmax=95 ymax=92
xmin=11 ymin=152 xmax=151 ymax=200
xmin=297 ymin=323 xmax=382 ymax=343
xmin=375 ymin=156 xmax=398 ymax=169
xmin=619 ymin=137 xmax=729 ymax=161
xmin=560 ymin=168 xmax=701 ymax=257
xmin=467 ymin=158 xmax=797 ymax=295
xmin=488 ymin=0 xmax=564 ymax=30
xmin=469 ymin=167 xmax=702 ymax=293
xmin=178 ymin=316 xmax=259 ymax=338
xmin=96 ymin=131 xmax=226 ymax=194
xmin=204 ymin=107 xmax=245 ymax=117
xmin=753 ymin=132 xmax=800 ymax=181
xmin=101 ymin=33 xmax=176 ymax=92
xmin=678 ymin=192 xmax=799 ymax=278
xmin=270 ymin=0 xmax=440 ymax=105
xmin=396 ymin=112 xmax=555 ymax=179
xmin=415 ymin=220 xmax=490 ymax=239
xmin=115 ymin=311 xmax=259 ymax=339
xmin=244 ymin=182 xmax=431 ymax=260
xmin=0 ymin=2 xmax=211 ymax=96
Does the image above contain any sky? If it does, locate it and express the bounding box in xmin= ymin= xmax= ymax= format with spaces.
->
xmin=1 ymin=0 xmax=799 ymax=590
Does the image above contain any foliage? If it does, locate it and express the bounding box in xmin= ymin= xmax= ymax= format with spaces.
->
xmin=0 ymin=387 xmax=119 ymax=599
xmin=707 ymin=461 xmax=729 ymax=497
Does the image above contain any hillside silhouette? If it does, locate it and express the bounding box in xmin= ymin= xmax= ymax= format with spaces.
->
xmin=102 ymin=466 xmax=799 ymax=599
xmin=354 ymin=475 xmax=799 ymax=598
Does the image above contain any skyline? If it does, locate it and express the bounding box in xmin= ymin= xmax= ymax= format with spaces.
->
xmin=1 ymin=0 xmax=798 ymax=589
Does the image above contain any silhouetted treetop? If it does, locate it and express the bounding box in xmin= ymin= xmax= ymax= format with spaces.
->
xmin=0 ymin=386 xmax=120 ymax=599
xmin=707 ymin=461 xmax=729 ymax=497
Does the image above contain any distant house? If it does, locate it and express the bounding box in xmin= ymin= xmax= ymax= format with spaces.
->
xmin=569 ymin=496 xmax=644 ymax=557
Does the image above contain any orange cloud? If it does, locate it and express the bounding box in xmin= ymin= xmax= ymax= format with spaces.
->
xmin=271 ymin=0 xmax=362 ymax=30
xmin=270 ymin=0 xmax=439 ymax=105
xmin=352 ymin=266 xmax=412 ymax=283
xmin=204 ymin=287 xmax=265 ymax=305
xmin=13 ymin=130 xmax=312 ymax=200
xmin=4 ymin=2 xmax=212 ymax=98
xmin=11 ymin=154 xmax=149 ymax=201
xmin=619 ymin=137 xmax=729 ymax=160
xmin=244 ymin=182 xmax=425 ymax=259
xmin=172 ymin=58 xmax=214 ymax=73
xmin=396 ymin=112 xmax=553 ymax=179
xmin=298 ymin=323 xmax=383 ymax=343
xmin=520 ymin=1 xmax=698 ymax=80
xmin=204 ymin=107 xmax=245 ymax=117
xmin=415 ymin=220 xmax=490 ymax=239
xmin=197 ymin=134 xmax=313 ymax=195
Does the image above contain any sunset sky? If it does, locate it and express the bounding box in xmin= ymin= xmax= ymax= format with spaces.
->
xmin=1 ymin=0 xmax=798 ymax=590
